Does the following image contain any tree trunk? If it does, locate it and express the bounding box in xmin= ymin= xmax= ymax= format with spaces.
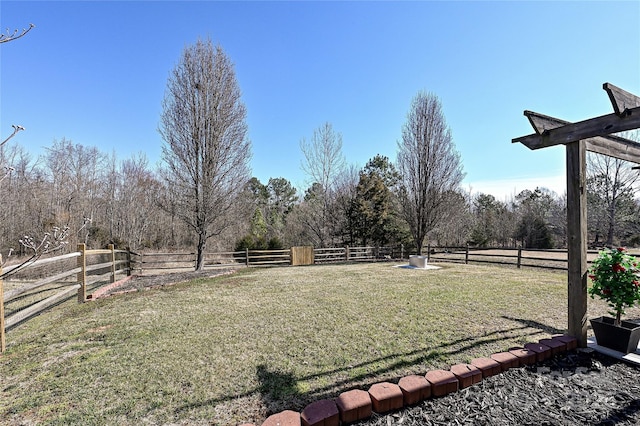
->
xmin=195 ymin=233 xmax=206 ymax=271
xmin=416 ymin=236 xmax=424 ymax=255
xmin=606 ymin=202 xmax=616 ymax=247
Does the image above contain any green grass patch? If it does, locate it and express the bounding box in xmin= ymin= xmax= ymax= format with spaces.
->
xmin=1 ymin=262 xmax=635 ymax=425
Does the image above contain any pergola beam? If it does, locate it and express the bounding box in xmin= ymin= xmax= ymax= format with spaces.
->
xmin=604 ymin=82 xmax=640 ymax=117
xmin=512 ymin=106 xmax=640 ymax=153
xmin=514 ymin=111 xmax=640 ymax=164
xmin=512 ymin=82 xmax=640 ymax=349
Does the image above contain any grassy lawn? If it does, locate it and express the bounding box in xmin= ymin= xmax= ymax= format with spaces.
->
xmin=1 ymin=262 xmax=634 ymax=425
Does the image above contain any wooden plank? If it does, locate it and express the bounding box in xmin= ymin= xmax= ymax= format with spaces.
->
xmin=603 ymin=83 xmax=640 ymax=116
xmin=514 ymin=111 xmax=640 ymax=164
xmin=291 ymin=246 xmax=314 ymax=266
xmin=2 ymin=251 xmax=81 ymax=275
xmin=566 ymin=141 xmax=588 ymax=347
xmin=5 ymin=284 xmax=80 ymax=329
xmin=585 ymin=138 xmax=640 ymax=164
xmin=513 ymin=106 xmax=640 ymax=148
xmin=3 ymin=267 xmax=82 ymax=302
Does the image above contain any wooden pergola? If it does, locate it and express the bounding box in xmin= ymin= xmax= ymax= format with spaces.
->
xmin=513 ymin=82 xmax=640 ymax=347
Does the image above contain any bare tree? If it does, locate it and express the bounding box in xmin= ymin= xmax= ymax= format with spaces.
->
xmin=587 ymin=146 xmax=639 ymax=247
xmin=300 ymin=122 xmax=346 ymax=192
xmin=299 ymin=123 xmax=346 ymax=246
xmin=396 ymin=91 xmax=464 ymax=254
xmin=159 ymin=38 xmax=251 ymax=270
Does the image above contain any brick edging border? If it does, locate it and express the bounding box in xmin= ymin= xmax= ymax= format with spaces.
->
xmin=87 ymin=275 xmax=138 ymax=300
xmin=243 ymin=334 xmax=578 ymax=426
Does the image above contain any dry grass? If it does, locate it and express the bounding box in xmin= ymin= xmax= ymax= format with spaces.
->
xmin=1 ymin=262 xmax=637 ymax=425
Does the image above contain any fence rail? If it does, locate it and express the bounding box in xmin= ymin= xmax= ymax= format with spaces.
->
xmin=423 ymin=245 xmax=623 ymax=270
xmin=3 ymin=242 xmax=638 ymax=353
xmin=1 ymin=243 xmax=130 ymax=352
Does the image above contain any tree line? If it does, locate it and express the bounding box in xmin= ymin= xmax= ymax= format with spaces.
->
xmin=3 ymin=38 xmax=639 ymax=269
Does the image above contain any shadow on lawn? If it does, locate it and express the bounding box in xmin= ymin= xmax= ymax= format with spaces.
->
xmin=174 ymin=322 xmax=553 ymax=419
xmin=501 ymin=315 xmax=565 ymax=335
xmin=257 ymin=364 xmax=300 ymax=401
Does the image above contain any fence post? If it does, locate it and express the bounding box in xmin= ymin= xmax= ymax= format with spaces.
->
xmin=517 ymin=248 xmax=522 ymax=269
xmin=427 ymin=244 xmax=431 ymax=262
xmin=1 ymin=254 xmax=5 ymax=353
xmin=126 ymin=247 xmax=132 ymax=276
xmin=401 ymin=244 xmax=404 ymax=260
xmin=245 ymin=248 xmax=249 ymax=267
xmin=108 ymin=244 xmax=116 ymax=283
xmin=345 ymin=246 xmax=350 ymax=261
xmin=77 ymin=243 xmax=87 ymax=303
xmin=465 ymin=244 xmax=469 ymax=264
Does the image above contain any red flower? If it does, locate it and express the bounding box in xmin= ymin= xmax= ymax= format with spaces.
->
xmin=588 ymin=274 xmax=596 ymax=280
xmin=634 ymin=280 xmax=640 ymax=287
xmin=603 ymin=288 xmax=612 ymax=295
xmin=618 ymin=247 xmax=626 ymax=252
xmin=613 ymin=263 xmax=626 ymax=273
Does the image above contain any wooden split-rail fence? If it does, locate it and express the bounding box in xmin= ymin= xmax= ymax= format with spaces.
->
xmin=1 ymin=243 xmax=626 ymax=353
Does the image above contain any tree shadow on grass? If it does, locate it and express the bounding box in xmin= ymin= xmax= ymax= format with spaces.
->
xmin=501 ymin=315 xmax=565 ymax=335
xmin=256 ymin=364 xmax=300 ymax=401
xmin=256 ymin=364 xmax=301 ymax=415
xmin=174 ymin=322 xmax=548 ymax=419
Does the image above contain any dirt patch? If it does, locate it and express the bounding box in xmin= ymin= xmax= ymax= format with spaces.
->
xmin=357 ymin=349 xmax=640 ymax=425
xmin=98 ymin=268 xmax=237 ymax=297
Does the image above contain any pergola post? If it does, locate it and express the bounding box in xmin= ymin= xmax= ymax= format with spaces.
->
xmin=566 ymin=141 xmax=588 ymax=346
xmin=513 ymin=82 xmax=640 ymax=347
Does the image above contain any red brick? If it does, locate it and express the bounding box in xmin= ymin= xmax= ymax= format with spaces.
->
xmin=301 ymin=399 xmax=339 ymax=426
xmin=539 ymin=338 xmax=566 ymax=355
xmin=450 ymin=363 xmax=482 ymax=389
xmin=398 ymin=375 xmax=431 ymax=405
xmin=490 ymin=352 xmax=519 ymax=371
xmin=470 ymin=357 xmax=502 ymax=378
xmin=524 ymin=342 xmax=552 ymax=362
xmin=425 ymin=370 xmax=458 ymax=397
xmin=552 ymin=334 xmax=578 ymax=350
xmin=262 ymin=410 xmax=301 ymax=426
xmin=508 ymin=348 xmax=537 ymax=366
xmin=368 ymin=382 xmax=404 ymax=413
xmin=336 ymin=389 xmax=372 ymax=424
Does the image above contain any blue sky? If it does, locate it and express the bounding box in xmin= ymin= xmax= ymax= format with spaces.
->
xmin=1 ymin=1 xmax=639 ymax=199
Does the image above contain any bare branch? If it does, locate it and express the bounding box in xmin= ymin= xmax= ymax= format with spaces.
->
xmin=0 ymin=23 xmax=35 ymax=44
xmin=1 ymin=226 xmax=70 ymax=279
xmin=1 ymin=125 xmax=25 ymax=148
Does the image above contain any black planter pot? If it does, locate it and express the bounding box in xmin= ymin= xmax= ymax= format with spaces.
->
xmin=590 ymin=316 xmax=640 ymax=354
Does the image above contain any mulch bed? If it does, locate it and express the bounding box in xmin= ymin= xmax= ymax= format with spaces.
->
xmin=357 ymin=349 xmax=640 ymax=426
xmin=100 ymin=268 xmax=237 ymax=297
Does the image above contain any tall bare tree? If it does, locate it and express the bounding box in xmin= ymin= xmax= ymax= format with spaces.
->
xmin=159 ymin=38 xmax=251 ymax=270
xmin=587 ymin=149 xmax=639 ymax=247
xmin=300 ymin=122 xmax=346 ymax=192
xmin=299 ymin=122 xmax=346 ymax=246
xmin=396 ymin=91 xmax=464 ymax=254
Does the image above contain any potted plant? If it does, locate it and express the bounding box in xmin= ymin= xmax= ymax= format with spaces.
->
xmin=588 ymin=247 xmax=640 ymax=353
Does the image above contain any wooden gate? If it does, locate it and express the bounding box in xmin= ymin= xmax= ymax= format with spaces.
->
xmin=290 ymin=246 xmax=314 ymax=266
